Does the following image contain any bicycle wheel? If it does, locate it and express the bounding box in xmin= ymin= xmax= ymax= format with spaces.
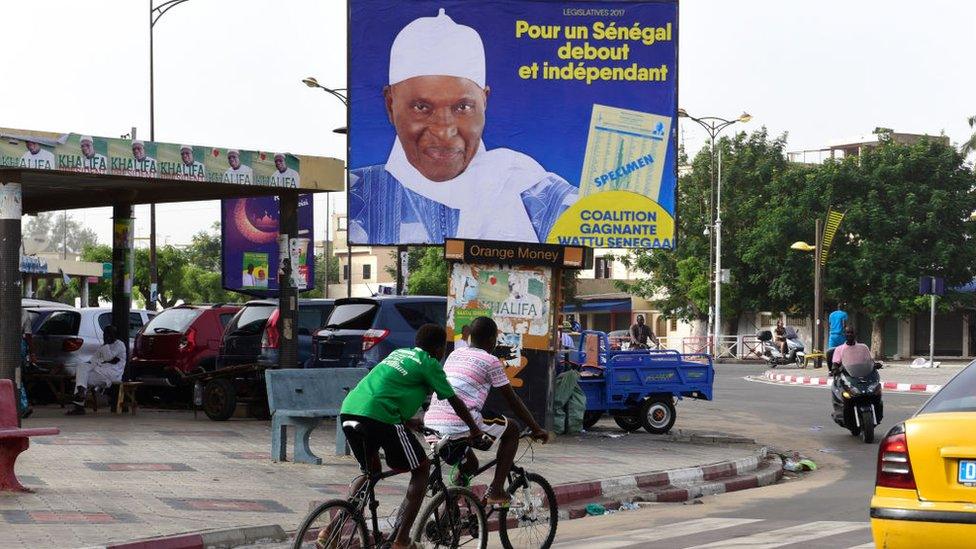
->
xmin=412 ymin=486 xmax=487 ymax=549
xmin=292 ymin=499 xmax=369 ymax=549
xmin=498 ymin=472 xmax=558 ymax=549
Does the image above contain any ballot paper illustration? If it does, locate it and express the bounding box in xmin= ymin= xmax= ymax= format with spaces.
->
xmin=578 ymin=105 xmax=671 ymax=201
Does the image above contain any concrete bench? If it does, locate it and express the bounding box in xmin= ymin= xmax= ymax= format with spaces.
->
xmin=265 ymin=368 xmax=367 ymax=465
xmin=0 ymin=379 xmax=59 ymax=492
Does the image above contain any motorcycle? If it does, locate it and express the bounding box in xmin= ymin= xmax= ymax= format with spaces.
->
xmin=829 ymin=343 xmax=884 ymax=443
xmin=756 ymin=330 xmax=805 ymax=368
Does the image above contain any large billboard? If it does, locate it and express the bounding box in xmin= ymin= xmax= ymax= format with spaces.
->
xmin=348 ymin=0 xmax=678 ymax=248
xmin=221 ymin=195 xmax=314 ymax=296
xmin=0 ymin=131 xmax=302 ymax=188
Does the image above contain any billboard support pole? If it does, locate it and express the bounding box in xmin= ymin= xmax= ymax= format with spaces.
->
xmin=0 ymin=183 xmax=21 ymax=384
xmin=112 ymin=204 xmax=134 ymax=358
xmin=278 ymin=192 xmax=300 ymax=369
xmin=396 ymin=246 xmax=408 ymax=295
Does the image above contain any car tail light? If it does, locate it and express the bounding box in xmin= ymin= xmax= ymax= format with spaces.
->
xmin=180 ymin=328 xmax=197 ymax=352
xmin=262 ymin=309 xmax=280 ymax=350
xmin=362 ymin=329 xmax=389 ymax=352
xmin=62 ymin=337 xmax=84 ymax=352
xmin=877 ymin=424 xmax=916 ymax=490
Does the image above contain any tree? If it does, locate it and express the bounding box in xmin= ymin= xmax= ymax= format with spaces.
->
xmin=81 ymin=244 xmax=113 ymax=306
xmin=304 ymin=252 xmax=341 ymax=298
xmin=962 ymin=115 xmax=976 ymax=157
xmin=619 ymin=128 xmax=796 ymax=333
xmin=407 ymin=247 xmax=449 ymax=296
xmin=24 ymin=212 xmax=98 ymax=255
xmin=823 ymin=135 xmax=976 ymax=357
xmin=184 ymin=222 xmax=222 ymax=272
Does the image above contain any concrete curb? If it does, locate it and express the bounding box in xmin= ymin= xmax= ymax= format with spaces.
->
xmin=92 ymin=524 xmax=286 ymax=549
xmin=763 ymin=370 xmax=942 ymax=394
xmin=97 ymin=448 xmax=778 ymax=548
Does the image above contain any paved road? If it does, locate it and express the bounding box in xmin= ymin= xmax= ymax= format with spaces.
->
xmin=549 ymin=362 xmax=928 ymax=548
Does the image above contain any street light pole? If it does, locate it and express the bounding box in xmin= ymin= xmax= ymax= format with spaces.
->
xmin=149 ymin=0 xmax=190 ymax=311
xmin=677 ymin=109 xmax=752 ymax=356
xmin=814 ymin=218 xmax=823 ymax=364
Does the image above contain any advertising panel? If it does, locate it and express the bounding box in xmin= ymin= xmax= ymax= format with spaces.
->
xmin=221 ymin=195 xmax=314 ymax=296
xmin=349 ymin=0 xmax=678 ymax=249
xmin=0 ymin=131 xmax=301 ymax=189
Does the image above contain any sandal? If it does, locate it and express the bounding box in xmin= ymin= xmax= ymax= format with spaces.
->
xmin=483 ymin=486 xmax=512 ymax=508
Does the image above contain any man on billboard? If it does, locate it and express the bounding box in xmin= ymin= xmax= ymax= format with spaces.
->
xmin=269 ymin=153 xmax=300 ymax=188
xmin=223 ymin=149 xmax=254 ymax=185
xmin=19 ymin=140 xmax=55 ymax=170
xmin=130 ymin=140 xmax=158 ymax=176
xmin=177 ymin=145 xmax=206 ymax=180
xmin=79 ymin=136 xmax=108 ymax=172
xmin=349 ymin=8 xmax=577 ymax=245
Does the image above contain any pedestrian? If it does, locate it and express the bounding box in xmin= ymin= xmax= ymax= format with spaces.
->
xmin=828 ymin=302 xmax=849 ymax=350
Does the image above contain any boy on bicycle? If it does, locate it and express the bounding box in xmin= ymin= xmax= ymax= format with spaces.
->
xmin=339 ymin=324 xmax=484 ymax=549
xmin=424 ymin=316 xmax=549 ymax=506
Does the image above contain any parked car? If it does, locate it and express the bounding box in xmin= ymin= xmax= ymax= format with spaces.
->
xmin=217 ymin=299 xmax=335 ymax=369
xmin=31 ymin=308 xmax=153 ymax=374
xmin=870 ymin=359 xmax=976 ymax=548
xmin=130 ymin=304 xmax=241 ymax=386
xmin=311 ymin=296 xmax=447 ymax=369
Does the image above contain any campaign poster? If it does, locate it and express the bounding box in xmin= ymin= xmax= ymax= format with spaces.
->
xmin=221 ymin=194 xmax=314 ymax=296
xmin=348 ymin=0 xmax=678 ymax=249
xmin=0 ymin=130 xmax=302 ymax=189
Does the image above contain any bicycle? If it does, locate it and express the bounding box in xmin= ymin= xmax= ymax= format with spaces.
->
xmin=442 ymin=428 xmax=558 ymax=549
xmin=292 ymin=424 xmax=488 ymax=549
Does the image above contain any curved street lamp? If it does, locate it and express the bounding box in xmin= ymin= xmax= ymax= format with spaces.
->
xmin=678 ymin=108 xmax=752 ymax=356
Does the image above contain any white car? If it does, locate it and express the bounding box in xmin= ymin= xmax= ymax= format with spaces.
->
xmin=31 ymin=308 xmax=154 ymax=374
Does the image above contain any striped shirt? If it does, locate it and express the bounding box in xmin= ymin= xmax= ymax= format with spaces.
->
xmin=425 ymin=347 xmax=510 ymax=434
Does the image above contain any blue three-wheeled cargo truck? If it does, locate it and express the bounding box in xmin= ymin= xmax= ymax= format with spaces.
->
xmin=569 ymin=330 xmax=715 ymax=434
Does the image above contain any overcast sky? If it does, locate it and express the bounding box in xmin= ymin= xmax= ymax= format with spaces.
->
xmin=2 ymin=0 xmax=973 ymax=247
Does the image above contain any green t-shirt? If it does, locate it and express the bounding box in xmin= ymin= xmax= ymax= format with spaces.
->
xmin=340 ymin=347 xmax=456 ymax=424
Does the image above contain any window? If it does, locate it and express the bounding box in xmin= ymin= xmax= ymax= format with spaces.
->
xmin=362 ymin=264 xmax=372 ymax=280
xmin=129 ymin=312 xmax=146 ymax=338
xmin=37 ymin=311 xmax=81 ymax=336
xmin=920 ymin=363 xmax=976 ymax=414
xmin=395 ymin=302 xmax=439 ymax=330
xmin=144 ymin=308 xmax=201 ymax=334
xmin=298 ymin=304 xmax=334 ymax=336
xmin=326 ymin=302 xmax=378 ymax=330
xmin=218 ymin=313 xmax=236 ymax=328
xmin=98 ymin=313 xmax=112 ymax=330
xmin=227 ymin=304 xmax=275 ymax=336
xmin=343 ymin=264 xmax=350 ymax=281
xmin=594 ymin=257 xmax=613 ymax=279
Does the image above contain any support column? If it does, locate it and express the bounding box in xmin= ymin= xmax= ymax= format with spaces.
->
xmin=0 ymin=183 xmax=22 ymax=382
xmin=81 ymin=278 xmax=90 ymax=309
xmin=278 ymin=192 xmax=299 ymax=369
xmin=112 ymin=204 xmax=134 ymax=355
xmin=396 ymin=245 xmax=408 ymax=295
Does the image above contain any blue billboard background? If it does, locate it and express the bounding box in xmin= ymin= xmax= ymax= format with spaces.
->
xmin=349 ymin=0 xmax=678 ymax=248
xmin=221 ymin=195 xmax=314 ymax=296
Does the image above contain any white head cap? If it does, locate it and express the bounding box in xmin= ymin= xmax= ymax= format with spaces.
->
xmin=132 ymin=140 xmax=144 ymax=148
xmin=180 ymin=145 xmax=192 ymax=152
xmin=389 ymin=8 xmax=485 ymax=87
xmin=228 ymin=149 xmax=240 ymax=156
xmin=79 ymin=135 xmax=93 ymax=144
xmin=274 ymin=153 xmax=285 ymax=160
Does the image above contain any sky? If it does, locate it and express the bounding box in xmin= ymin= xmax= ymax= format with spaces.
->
xmin=2 ymin=0 xmax=974 ymax=248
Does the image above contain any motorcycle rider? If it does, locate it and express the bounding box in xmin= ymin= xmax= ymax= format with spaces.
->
xmin=830 ymin=326 xmax=858 ymax=373
xmin=774 ymin=320 xmax=788 ymax=357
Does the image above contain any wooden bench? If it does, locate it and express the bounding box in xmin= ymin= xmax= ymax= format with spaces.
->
xmin=23 ymin=372 xmax=74 ymax=407
xmin=266 ymin=368 xmax=368 ymax=465
xmin=0 ymin=379 xmax=59 ymax=492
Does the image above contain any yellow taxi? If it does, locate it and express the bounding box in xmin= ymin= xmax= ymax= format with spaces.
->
xmin=871 ymin=362 xmax=976 ymax=548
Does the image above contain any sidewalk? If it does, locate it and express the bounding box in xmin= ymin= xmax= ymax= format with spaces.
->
xmin=1 ymin=407 xmax=773 ymax=548
xmin=762 ymin=360 xmax=968 ymax=393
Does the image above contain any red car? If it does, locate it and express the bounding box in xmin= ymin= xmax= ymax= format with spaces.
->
xmin=130 ymin=304 xmax=241 ymax=386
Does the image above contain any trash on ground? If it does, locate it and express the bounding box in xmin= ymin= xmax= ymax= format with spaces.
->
xmin=683 ymin=498 xmax=704 ymax=505
xmin=818 ymin=447 xmax=841 ymax=454
xmin=910 ymin=357 xmax=941 ymax=369
xmin=585 ymin=503 xmax=606 ymax=516
xmin=784 ymin=458 xmax=818 ymax=472
xmin=809 ymin=425 xmax=822 ymax=431
xmin=618 ymin=502 xmax=640 ymax=511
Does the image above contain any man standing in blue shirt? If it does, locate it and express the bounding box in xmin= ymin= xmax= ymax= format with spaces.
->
xmin=828 ymin=303 xmax=849 ymax=350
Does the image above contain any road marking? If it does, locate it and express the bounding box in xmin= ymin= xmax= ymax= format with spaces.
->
xmin=553 ymin=518 xmax=762 ymax=548
xmin=847 ymin=543 xmax=874 ymax=548
xmin=685 ymin=520 xmax=869 ymax=548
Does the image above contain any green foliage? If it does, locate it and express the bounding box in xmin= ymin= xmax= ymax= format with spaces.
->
xmin=407 ymin=247 xmax=449 ymax=296
xmin=24 ymin=211 xmax=98 ymax=255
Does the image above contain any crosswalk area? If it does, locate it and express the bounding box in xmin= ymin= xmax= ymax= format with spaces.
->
xmin=553 ymin=517 xmax=874 ymax=549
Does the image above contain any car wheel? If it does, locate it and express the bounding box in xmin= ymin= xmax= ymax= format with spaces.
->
xmin=640 ymin=397 xmax=676 ymax=435
xmin=582 ymin=411 xmax=603 ymax=430
xmin=202 ymin=378 xmax=237 ymax=421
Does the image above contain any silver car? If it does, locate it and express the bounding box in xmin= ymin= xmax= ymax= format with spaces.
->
xmin=31 ymin=308 xmax=154 ymax=374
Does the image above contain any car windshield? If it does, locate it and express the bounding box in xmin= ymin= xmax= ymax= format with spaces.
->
xmin=144 ymin=308 xmax=201 ymax=334
xmin=325 ymin=302 xmax=378 ymax=330
xmin=36 ymin=311 xmax=81 ymax=336
xmin=919 ymin=361 xmax=976 ymax=414
xmin=228 ymin=304 xmax=275 ymax=335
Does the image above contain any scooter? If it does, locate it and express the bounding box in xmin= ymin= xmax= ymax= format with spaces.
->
xmin=756 ymin=330 xmax=805 ymax=368
xmin=829 ymin=344 xmax=884 ymax=443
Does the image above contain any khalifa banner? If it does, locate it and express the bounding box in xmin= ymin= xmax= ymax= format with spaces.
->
xmin=221 ymin=195 xmax=314 ymax=296
xmin=348 ymin=0 xmax=678 ymax=249
xmin=0 ymin=131 xmax=301 ymax=188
